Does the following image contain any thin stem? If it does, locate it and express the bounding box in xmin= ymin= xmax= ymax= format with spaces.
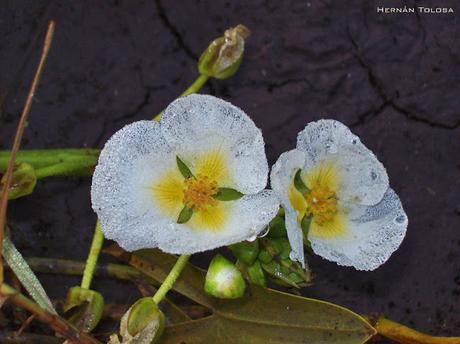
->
xmin=0 ymin=283 xmax=100 ymax=344
xmin=80 ymin=221 xmax=104 ymax=289
xmin=0 ymin=21 xmax=55 ymax=284
xmin=153 ymin=74 xmax=209 ymax=121
xmin=375 ymin=317 xmax=460 ymax=344
xmin=152 ymin=254 xmax=190 ymax=304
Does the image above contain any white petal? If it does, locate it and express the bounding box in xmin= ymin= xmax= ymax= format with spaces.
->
xmin=161 ymin=94 xmax=269 ymax=194
xmin=309 ymin=188 xmax=408 ymax=271
xmin=91 ymin=120 xmax=175 ymax=245
xmin=297 ymin=119 xmax=389 ymax=206
xmin=114 ymin=190 xmax=279 ymax=254
xmin=270 ymin=149 xmax=306 ymax=266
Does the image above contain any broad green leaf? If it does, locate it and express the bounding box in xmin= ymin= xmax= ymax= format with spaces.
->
xmin=213 ymin=187 xmax=244 ymax=201
xmin=176 ymin=156 xmax=194 ymax=179
xmin=2 ymin=237 xmax=56 ymax=314
xmin=177 ymin=206 xmax=193 ymax=224
xmin=294 ymin=168 xmax=310 ymax=195
xmin=106 ymin=246 xmax=376 ymax=344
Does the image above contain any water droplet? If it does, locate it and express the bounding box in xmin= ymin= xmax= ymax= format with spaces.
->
xmin=395 ymin=215 xmax=406 ymax=224
xmin=257 ymin=227 xmax=270 ymax=238
xmin=247 ymin=234 xmax=258 ymax=242
xmin=370 ymin=171 xmax=378 ymax=180
xmin=289 ymin=251 xmax=298 ymax=261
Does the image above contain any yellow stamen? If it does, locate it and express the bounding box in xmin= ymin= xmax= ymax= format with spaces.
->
xmin=305 ymin=183 xmax=338 ymax=225
xmin=183 ymin=174 xmax=218 ymax=211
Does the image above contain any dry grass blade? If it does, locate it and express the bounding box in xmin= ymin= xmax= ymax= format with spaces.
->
xmin=0 ymin=21 xmax=55 ymax=283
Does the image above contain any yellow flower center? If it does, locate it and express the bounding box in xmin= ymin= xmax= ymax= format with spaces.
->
xmin=305 ymin=183 xmax=338 ymax=226
xmin=183 ymin=174 xmax=218 ymax=211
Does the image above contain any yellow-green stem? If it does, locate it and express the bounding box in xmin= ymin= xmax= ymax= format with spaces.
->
xmin=152 ymin=254 xmax=190 ymax=304
xmin=80 ymin=221 xmax=104 ymax=289
xmin=375 ymin=317 xmax=460 ymax=344
xmin=153 ymin=74 xmax=209 ymax=121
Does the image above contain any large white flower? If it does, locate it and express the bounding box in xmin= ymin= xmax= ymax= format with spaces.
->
xmin=91 ymin=94 xmax=279 ymax=254
xmin=270 ymin=120 xmax=408 ymax=271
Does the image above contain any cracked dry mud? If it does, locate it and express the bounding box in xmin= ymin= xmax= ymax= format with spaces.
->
xmin=1 ymin=1 xmax=459 ymax=342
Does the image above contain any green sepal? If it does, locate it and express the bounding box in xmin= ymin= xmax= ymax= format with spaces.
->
xmin=63 ymin=286 xmax=104 ymax=333
xmin=176 ymin=156 xmax=194 ymax=179
xmin=1 ymin=162 xmax=37 ymax=200
xmin=301 ymin=214 xmax=312 ymax=245
xmin=229 ymin=240 xmax=259 ymax=265
xmin=261 ymin=261 xmax=299 ymax=288
xmin=127 ymin=297 xmax=165 ymax=341
xmin=294 ymin=168 xmax=310 ymax=195
xmin=205 ymin=254 xmax=246 ymax=299
xmin=267 ymin=214 xmax=287 ymax=238
xmin=177 ymin=206 xmax=194 ymax=224
xmin=213 ymin=187 xmax=244 ymax=201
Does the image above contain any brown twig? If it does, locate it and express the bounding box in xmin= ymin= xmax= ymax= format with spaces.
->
xmin=1 ymin=283 xmax=101 ymax=344
xmin=0 ymin=21 xmax=55 ymax=283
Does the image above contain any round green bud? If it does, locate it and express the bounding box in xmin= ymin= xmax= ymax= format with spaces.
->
xmin=127 ymin=297 xmax=165 ymax=342
xmin=205 ymin=254 xmax=246 ymax=299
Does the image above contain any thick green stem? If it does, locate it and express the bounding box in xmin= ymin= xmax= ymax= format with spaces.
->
xmin=0 ymin=283 xmax=100 ymax=344
xmin=152 ymin=254 xmax=190 ymax=304
xmin=0 ymin=149 xmax=100 ymax=171
xmin=153 ymin=74 xmax=209 ymax=121
xmin=80 ymin=221 xmax=104 ymax=289
xmin=34 ymin=160 xmax=96 ymax=179
xmin=374 ymin=317 xmax=460 ymax=344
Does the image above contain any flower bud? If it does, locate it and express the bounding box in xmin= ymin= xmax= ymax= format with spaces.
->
xmin=117 ymin=297 xmax=165 ymax=344
xmin=229 ymin=240 xmax=259 ymax=265
xmin=63 ymin=286 xmax=104 ymax=333
xmin=0 ymin=162 xmax=37 ymax=200
xmin=267 ymin=214 xmax=287 ymax=238
xmin=205 ymin=254 xmax=246 ymax=299
xmin=198 ymin=24 xmax=250 ymax=80
xmin=246 ymin=260 xmax=266 ymax=287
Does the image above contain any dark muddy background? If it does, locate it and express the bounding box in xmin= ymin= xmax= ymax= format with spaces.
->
xmin=1 ymin=0 xmax=459 ymax=342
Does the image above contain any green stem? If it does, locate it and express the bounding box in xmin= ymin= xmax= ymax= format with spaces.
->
xmin=34 ymin=160 xmax=95 ymax=179
xmin=153 ymin=74 xmax=209 ymax=121
xmin=0 ymin=149 xmax=100 ymax=171
xmin=80 ymin=221 xmax=104 ymax=289
xmin=152 ymin=254 xmax=190 ymax=304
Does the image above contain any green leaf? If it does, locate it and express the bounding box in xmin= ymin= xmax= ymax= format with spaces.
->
xmin=213 ymin=187 xmax=244 ymax=201
xmin=294 ymin=168 xmax=310 ymax=195
xmin=177 ymin=206 xmax=193 ymax=224
xmin=2 ymin=237 xmax=56 ymax=314
xmin=176 ymin=156 xmax=194 ymax=179
xmin=107 ymin=246 xmax=376 ymax=344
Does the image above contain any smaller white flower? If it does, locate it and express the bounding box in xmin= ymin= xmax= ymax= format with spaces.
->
xmin=91 ymin=94 xmax=279 ymax=254
xmin=270 ymin=120 xmax=408 ymax=271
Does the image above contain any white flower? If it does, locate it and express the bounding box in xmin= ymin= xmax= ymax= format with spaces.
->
xmin=270 ymin=120 xmax=408 ymax=271
xmin=91 ymin=94 xmax=279 ymax=254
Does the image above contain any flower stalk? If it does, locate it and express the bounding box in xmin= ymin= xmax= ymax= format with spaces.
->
xmin=152 ymin=254 xmax=190 ymax=304
xmin=80 ymin=221 xmax=104 ymax=290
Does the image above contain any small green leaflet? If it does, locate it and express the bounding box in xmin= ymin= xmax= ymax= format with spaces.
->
xmin=177 ymin=206 xmax=194 ymax=224
xmin=176 ymin=156 xmax=194 ymax=179
xmin=213 ymin=187 xmax=244 ymax=201
xmin=294 ymin=168 xmax=310 ymax=195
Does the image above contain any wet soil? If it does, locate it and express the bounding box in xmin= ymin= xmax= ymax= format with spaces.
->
xmin=1 ymin=0 xmax=459 ymax=342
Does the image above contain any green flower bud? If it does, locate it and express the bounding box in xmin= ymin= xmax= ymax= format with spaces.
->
xmin=63 ymin=286 xmax=104 ymax=333
xmin=229 ymin=240 xmax=259 ymax=265
xmin=0 ymin=163 xmax=37 ymax=200
xmin=198 ymin=24 xmax=250 ymax=80
xmin=127 ymin=298 xmax=165 ymax=341
xmin=246 ymin=260 xmax=266 ymax=287
xmin=205 ymin=254 xmax=246 ymax=299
